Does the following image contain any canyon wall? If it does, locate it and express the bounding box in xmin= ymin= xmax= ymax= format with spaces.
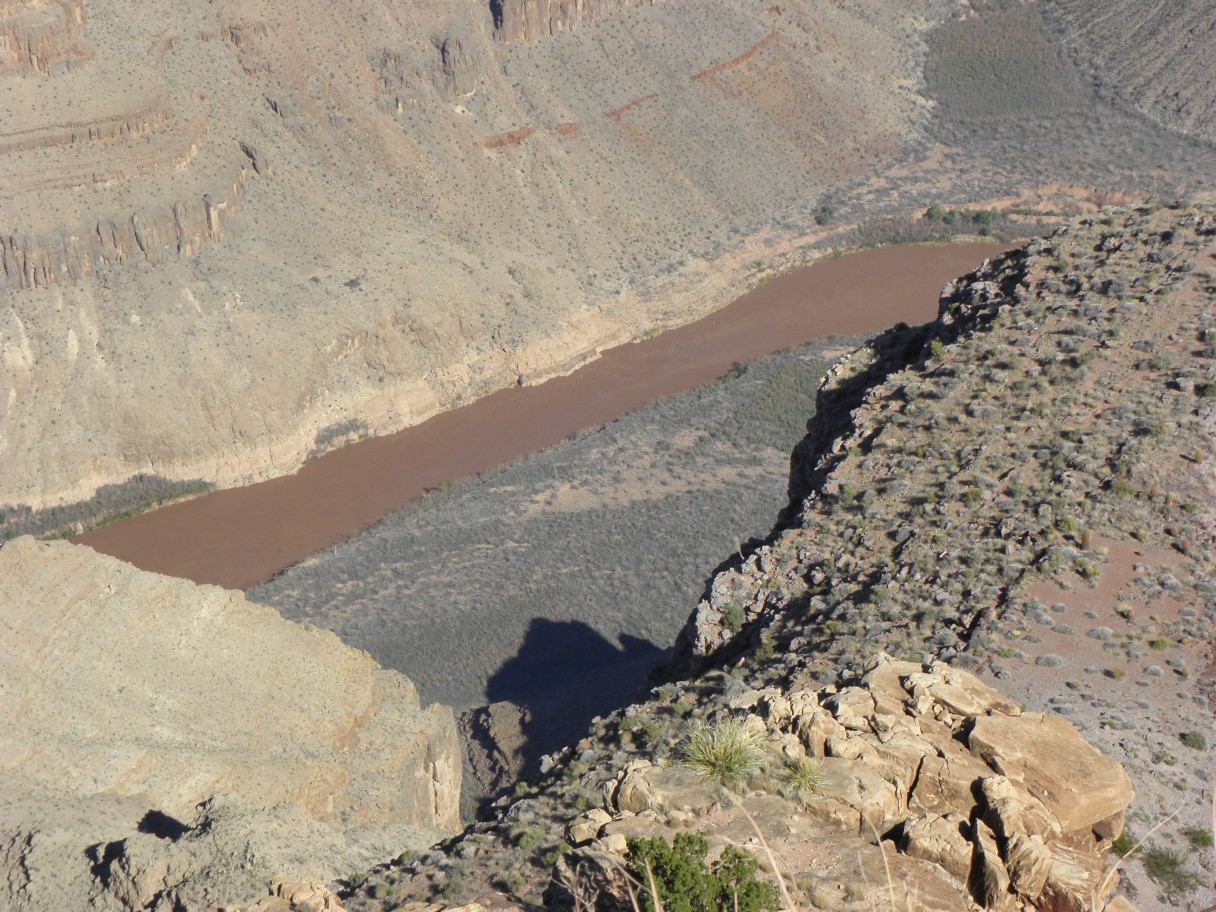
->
xmin=3 ymin=0 xmax=1214 ymax=518
xmin=0 ymin=0 xmax=946 ymax=510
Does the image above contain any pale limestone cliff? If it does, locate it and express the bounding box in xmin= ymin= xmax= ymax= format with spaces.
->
xmin=0 ymin=535 xmax=459 ymax=836
xmin=0 ymin=536 xmax=460 ymax=831
xmin=0 ymin=536 xmax=463 ymax=911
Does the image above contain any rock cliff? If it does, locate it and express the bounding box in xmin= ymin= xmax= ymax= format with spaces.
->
xmin=0 ymin=0 xmax=88 ymax=73
xmin=0 ymin=536 xmax=461 ymax=910
xmin=491 ymin=0 xmax=661 ymax=42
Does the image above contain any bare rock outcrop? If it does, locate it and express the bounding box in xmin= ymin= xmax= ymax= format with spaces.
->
xmin=2 ymin=181 xmax=246 ymax=290
xmin=0 ymin=536 xmax=461 ymax=910
xmin=520 ymin=656 xmax=1132 ymax=912
xmin=491 ymin=0 xmax=662 ymax=42
xmin=0 ymin=0 xmax=87 ymax=73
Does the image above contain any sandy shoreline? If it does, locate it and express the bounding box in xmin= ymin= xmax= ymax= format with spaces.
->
xmin=76 ymin=240 xmax=1013 ymax=589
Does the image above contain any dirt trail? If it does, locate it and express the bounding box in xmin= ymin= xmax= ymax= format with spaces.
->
xmin=77 ymin=241 xmax=1012 ymax=589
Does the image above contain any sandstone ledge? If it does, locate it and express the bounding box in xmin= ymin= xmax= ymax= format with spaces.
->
xmin=0 ymin=537 xmax=462 ymax=910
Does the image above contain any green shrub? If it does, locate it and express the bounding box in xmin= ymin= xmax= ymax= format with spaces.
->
xmin=1180 ymin=730 xmax=1207 ymax=750
xmin=1110 ymin=830 xmax=1136 ymax=857
xmin=782 ymin=758 xmax=826 ymax=797
xmin=1183 ymin=826 xmax=1214 ymax=849
xmin=721 ymin=601 xmax=747 ymax=633
xmin=1142 ymin=845 xmax=1200 ymax=894
xmin=627 ymin=833 xmax=779 ymax=912
xmin=676 ymin=718 xmax=765 ymax=785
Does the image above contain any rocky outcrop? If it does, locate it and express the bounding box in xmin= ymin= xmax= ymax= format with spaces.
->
xmin=460 ymin=701 xmax=531 ymax=800
xmin=434 ymin=31 xmax=477 ymax=98
xmin=0 ymin=0 xmax=87 ymax=73
xmin=490 ymin=0 xmax=662 ymax=42
xmin=1 ymin=179 xmax=246 ymax=290
xmin=670 ymin=200 xmax=1216 ymax=679
xmin=342 ymin=204 xmax=1214 ymax=912
xmin=556 ymin=656 xmax=1131 ymax=912
xmin=0 ymin=536 xmax=461 ymax=910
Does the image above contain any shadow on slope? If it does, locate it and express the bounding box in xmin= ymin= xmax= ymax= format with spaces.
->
xmin=486 ymin=619 xmax=666 ymax=775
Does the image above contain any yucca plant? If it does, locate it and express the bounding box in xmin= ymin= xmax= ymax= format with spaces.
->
xmin=675 ymin=718 xmax=765 ymax=786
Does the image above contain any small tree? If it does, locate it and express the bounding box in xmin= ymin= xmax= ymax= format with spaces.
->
xmin=626 ymin=833 xmax=779 ymax=912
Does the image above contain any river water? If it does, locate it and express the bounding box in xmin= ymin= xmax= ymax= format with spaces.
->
xmin=77 ymin=241 xmax=1012 ymax=589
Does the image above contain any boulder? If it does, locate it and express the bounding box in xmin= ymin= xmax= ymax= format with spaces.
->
xmin=967 ymin=713 xmax=1133 ymax=836
xmin=1040 ymin=841 xmax=1115 ymax=912
xmin=979 ymin=776 xmax=1062 ymax=842
xmin=905 ymin=664 xmax=1022 ymax=719
xmin=815 ymin=757 xmax=904 ymax=837
xmin=859 ymin=655 xmax=924 ymax=717
xmin=900 ymin=812 xmax=973 ymax=882
xmin=567 ymin=809 xmax=613 ymax=845
xmin=1004 ymin=833 xmax=1054 ymax=901
xmin=970 ymin=819 xmax=1016 ymax=912
xmin=908 ymin=752 xmax=993 ymax=817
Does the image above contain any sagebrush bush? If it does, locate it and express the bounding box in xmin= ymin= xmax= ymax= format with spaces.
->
xmin=1142 ymin=845 xmax=1201 ymax=895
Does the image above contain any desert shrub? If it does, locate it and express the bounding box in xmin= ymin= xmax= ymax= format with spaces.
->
xmin=1109 ymin=830 xmax=1136 ymax=857
xmin=1179 ymin=731 xmax=1207 ymax=750
xmin=1142 ymin=845 xmax=1201 ymax=895
xmin=627 ymin=833 xmax=779 ymax=912
xmin=676 ymin=718 xmax=765 ymax=785
xmin=924 ymin=1 xmax=1082 ymax=123
xmin=721 ymin=601 xmax=747 ymax=633
xmin=782 ymin=758 xmax=825 ymax=797
xmin=1183 ymin=826 xmax=1214 ymax=849
xmin=2 ymin=475 xmax=213 ymax=541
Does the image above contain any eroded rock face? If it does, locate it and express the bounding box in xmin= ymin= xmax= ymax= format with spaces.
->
xmin=491 ymin=0 xmax=661 ymax=42
xmin=0 ymin=537 xmax=461 ymax=910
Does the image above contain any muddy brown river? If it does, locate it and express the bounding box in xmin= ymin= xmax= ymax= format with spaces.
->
xmin=77 ymin=241 xmax=1013 ymax=589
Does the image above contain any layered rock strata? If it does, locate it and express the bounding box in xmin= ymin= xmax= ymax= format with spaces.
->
xmin=0 ymin=0 xmax=944 ymax=509
xmin=0 ymin=0 xmax=87 ymax=73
